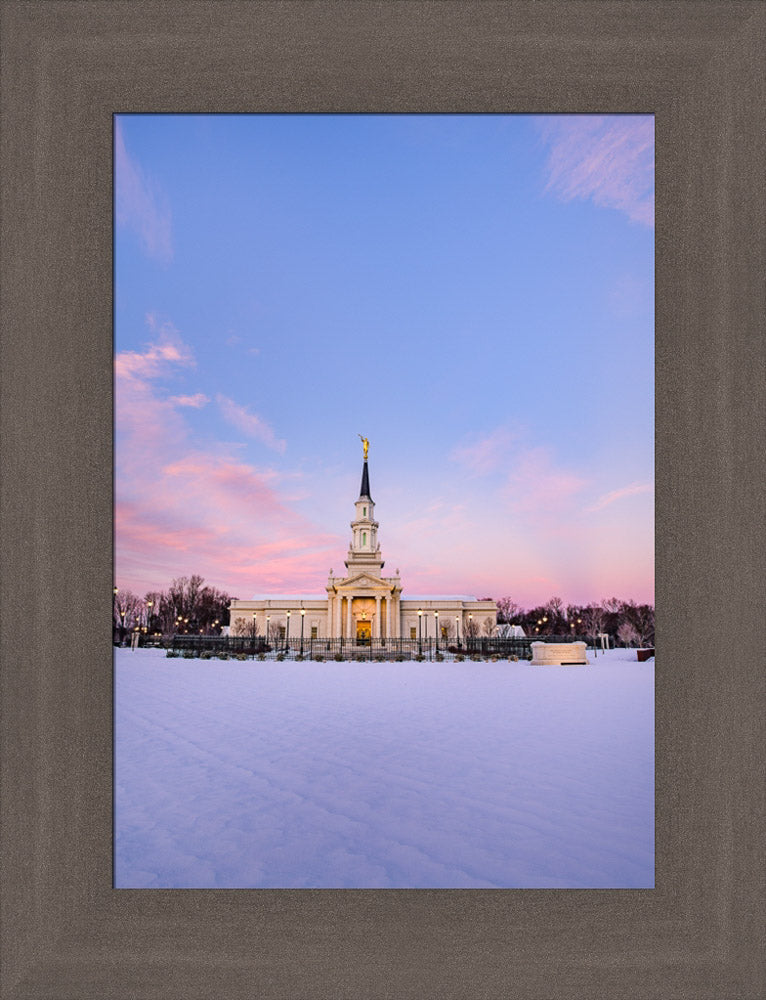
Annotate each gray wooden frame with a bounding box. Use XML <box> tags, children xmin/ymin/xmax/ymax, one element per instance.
<box><xmin>1</xmin><ymin>2</ymin><xmax>764</xmax><ymax>997</ymax></box>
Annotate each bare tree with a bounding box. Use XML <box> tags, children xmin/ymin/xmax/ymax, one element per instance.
<box><xmin>159</xmin><ymin>575</ymin><xmax>234</xmax><ymax>633</ymax></box>
<box><xmin>482</xmin><ymin>617</ymin><xmax>496</xmax><ymax>637</ymax></box>
<box><xmin>582</xmin><ymin>604</ymin><xmax>606</xmax><ymax>644</ymax></box>
<box><xmin>633</xmin><ymin>604</ymin><xmax>655</xmax><ymax>647</ymax></box>
<box><xmin>464</xmin><ymin>617</ymin><xmax>479</xmax><ymax>639</ymax></box>
<box><xmin>495</xmin><ymin>597</ymin><xmax>522</xmax><ymax>623</ymax></box>
<box><xmin>617</xmin><ymin>622</ymin><xmax>639</xmax><ymax>647</ymax></box>
<box><xmin>545</xmin><ymin>596</ymin><xmax>567</xmax><ymax>633</ymax></box>
<box><xmin>114</xmin><ymin>590</ymin><xmax>142</xmax><ymax>642</ymax></box>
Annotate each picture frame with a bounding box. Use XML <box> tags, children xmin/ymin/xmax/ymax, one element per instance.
<box><xmin>1</xmin><ymin>2</ymin><xmax>763</xmax><ymax>997</ymax></box>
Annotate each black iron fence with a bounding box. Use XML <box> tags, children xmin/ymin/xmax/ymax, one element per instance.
<box><xmin>117</xmin><ymin>632</ymin><xmax>594</xmax><ymax>661</ymax></box>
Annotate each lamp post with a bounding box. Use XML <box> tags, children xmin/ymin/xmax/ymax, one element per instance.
<box><xmin>252</xmin><ymin>613</ymin><xmax>257</xmax><ymax>659</ymax></box>
<box><xmin>455</xmin><ymin>615</ymin><xmax>460</xmax><ymax>647</ymax></box>
<box><xmin>146</xmin><ymin>600</ymin><xmax>153</xmax><ymax>635</ymax></box>
<box><xmin>468</xmin><ymin>612</ymin><xmax>473</xmax><ymax>650</ymax></box>
<box><xmin>266</xmin><ymin>615</ymin><xmax>270</xmax><ymax>647</ymax></box>
<box><xmin>418</xmin><ymin>608</ymin><xmax>422</xmax><ymax>654</ymax></box>
<box><xmin>300</xmin><ymin>606</ymin><xmax>305</xmax><ymax>655</ymax></box>
<box><xmin>286</xmin><ymin>610</ymin><xmax>291</xmax><ymax>653</ymax></box>
<box><xmin>434</xmin><ymin>610</ymin><xmax>439</xmax><ymax>653</ymax></box>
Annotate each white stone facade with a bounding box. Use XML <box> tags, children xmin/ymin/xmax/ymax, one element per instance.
<box><xmin>228</xmin><ymin>454</ymin><xmax>497</xmax><ymax>642</ymax></box>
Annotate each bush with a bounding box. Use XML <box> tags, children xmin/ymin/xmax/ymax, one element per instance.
<box><xmin>295</xmin><ymin>654</ymin><xmax>304</xmax><ymax>661</ymax></box>
<box><xmin>434</xmin><ymin>653</ymin><xmax>444</xmax><ymax>662</ymax></box>
<box><xmin>414</xmin><ymin>654</ymin><xmax>425</xmax><ymax>662</ymax></box>
<box><xmin>374</xmin><ymin>655</ymin><xmax>386</xmax><ymax>663</ymax></box>
<box><xmin>334</xmin><ymin>653</ymin><xmax>345</xmax><ymax>661</ymax></box>
<box><xmin>217</xmin><ymin>652</ymin><xmax>229</xmax><ymax>660</ymax></box>
<box><xmin>354</xmin><ymin>654</ymin><xmax>365</xmax><ymax>663</ymax></box>
<box><xmin>395</xmin><ymin>654</ymin><xmax>406</xmax><ymax>662</ymax></box>
<box><xmin>235</xmin><ymin>653</ymin><xmax>247</xmax><ymax>661</ymax></box>
<box><xmin>276</xmin><ymin>653</ymin><xmax>285</xmax><ymax>661</ymax></box>
<box><xmin>470</xmin><ymin>654</ymin><xmax>481</xmax><ymax>662</ymax></box>
<box><xmin>455</xmin><ymin>654</ymin><xmax>464</xmax><ymax>662</ymax></box>
<box><xmin>313</xmin><ymin>654</ymin><xmax>324</xmax><ymax>662</ymax></box>
<box><xmin>200</xmin><ymin>651</ymin><xmax>212</xmax><ymax>660</ymax></box>
<box><xmin>257</xmin><ymin>653</ymin><xmax>266</xmax><ymax>661</ymax></box>
<box><xmin>182</xmin><ymin>650</ymin><xmax>195</xmax><ymax>659</ymax></box>
<box><xmin>166</xmin><ymin>649</ymin><xmax>179</xmax><ymax>658</ymax></box>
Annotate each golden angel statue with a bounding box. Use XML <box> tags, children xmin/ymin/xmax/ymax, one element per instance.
<box><xmin>358</xmin><ymin>434</ymin><xmax>369</xmax><ymax>460</ymax></box>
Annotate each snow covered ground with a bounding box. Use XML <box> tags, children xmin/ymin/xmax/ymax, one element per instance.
<box><xmin>115</xmin><ymin>647</ymin><xmax>654</xmax><ymax>889</ymax></box>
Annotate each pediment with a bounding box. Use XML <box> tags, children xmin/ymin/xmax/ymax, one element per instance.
<box><xmin>332</xmin><ymin>572</ymin><xmax>391</xmax><ymax>592</ymax></box>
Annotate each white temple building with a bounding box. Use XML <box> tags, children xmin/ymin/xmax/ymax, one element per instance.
<box><xmin>228</xmin><ymin>444</ymin><xmax>497</xmax><ymax>644</ymax></box>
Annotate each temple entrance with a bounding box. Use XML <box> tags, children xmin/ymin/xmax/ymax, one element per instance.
<box><xmin>356</xmin><ymin>620</ymin><xmax>371</xmax><ymax>645</ymax></box>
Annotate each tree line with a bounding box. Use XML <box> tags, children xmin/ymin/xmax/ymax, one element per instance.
<box><xmin>113</xmin><ymin>577</ymin><xmax>654</xmax><ymax>648</ymax></box>
<box><xmin>113</xmin><ymin>575</ymin><xmax>235</xmax><ymax>642</ymax></box>
<box><xmin>492</xmin><ymin>595</ymin><xmax>655</xmax><ymax>647</ymax></box>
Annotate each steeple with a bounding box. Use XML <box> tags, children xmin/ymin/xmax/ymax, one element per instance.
<box><xmin>359</xmin><ymin>459</ymin><xmax>372</xmax><ymax>500</ymax></box>
<box><xmin>346</xmin><ymin>440</ymin><xmax>383</xmax><ymax>576</ymax></box>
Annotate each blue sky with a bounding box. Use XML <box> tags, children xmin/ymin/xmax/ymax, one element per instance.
<box><xmin>115</xmin><ymin>113</ymin><xmax>654</xmax><ymax>605</ymax></box>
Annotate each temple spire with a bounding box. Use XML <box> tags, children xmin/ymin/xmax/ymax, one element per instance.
<box><xmin>358</xmin><ymin>434</ymin><xmax>372</xmax><ymax>499</ymax></box>
<box><xmin>346</xmin><ymin>438</ymin><xmax>382</xmax><ymax>575</ymax></box>
<box><xmin>359</xmin><ymin>459</ymin><xmax>372</xmax><ymax>500</ymax></box>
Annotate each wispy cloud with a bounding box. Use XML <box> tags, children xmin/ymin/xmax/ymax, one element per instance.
<box><xmin>216</xmin><ymin>395</ymin><xmax>286</xmax><ymax>453</ymax></box>
<box><xmin>503</xmin><ymin>448</ymin><xmax>587</xmax><ymax>514</ymax></box>
<box><xmin>449</xmin><ymin>427</ymin><xmax>517</xmax><ymax>476</ymax></box>
<box><xmin>115</xmin><ymin>323</ymin><xmax>337</xmax><ymax>596</ymax></box>
<box><xmin>115</xmin><ymin>119</ymin><xmax>173</xmax><ymax>262</ymax></box>
<box><xmin>586</xmin><ymin>482</ymin><xmax>653</xmax><ymax>513</ymax></box>
<box><xmin>168</xmin><ymin>393</ymin><xmax>209</xmax><ymax>408</ymax></box>
<box><xmin>538</xmin><ymin>115</ymin><xmax>654</xmax><ymax>227</ymax></box>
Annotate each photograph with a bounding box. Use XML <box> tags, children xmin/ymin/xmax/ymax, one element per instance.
<box><xmin>114</xmin><ymin>112</ymin><xmax>655</xmax><ymax>889</ymax></box>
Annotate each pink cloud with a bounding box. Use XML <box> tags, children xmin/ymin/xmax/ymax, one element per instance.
<box><xmin>115</xmin><ymin>120</ymin><xmax>173</xmax><ymax>262</ymax></box>
<box><xmin>169</xmin><ymin>393</ymin><xmax>209</xmax><ymax>408</ymax></box>
<box><xmin>538</xmin><ymin>115</ymin><xmax>654</xmax><ymax>227</ymax></box>
<box><xmin>216</xmin><ymin>395</ymin><xmax>286</xmax><ymax>453</ymax></box>
<box><xmin>449</xmin><ymin>427</ymin><xmax>517</xmax><ymax>476</ymax></box>
<box><xmin>585</xmin><ymin>482</ymin><xmax>653</xmax><ymax>513</ymax></box>
<box><xmin>503</xmin><ymin>448</ymin><xmax>587</xmax><ymax>514</ymax></box>
<box><xmin>115</xmin><ymin>328</ymin><xmax>339</xmax><ymax>597</ymax></box>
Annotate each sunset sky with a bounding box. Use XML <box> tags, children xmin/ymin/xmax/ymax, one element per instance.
<box><xmin>115</xmin><ymin>114</ymin><xmax>654</xmax><ymax>608</ymax></box>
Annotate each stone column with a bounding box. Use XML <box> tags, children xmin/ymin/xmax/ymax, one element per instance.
<box><xmin>346</xmin><ymin>595</ymin><xmax>353</xmax><ymax>639</ymax></box>
<box><xmin>375</xmin><ymin>595</ymin><xmax>381</xmax><ymax>638</ymax></box>
<box><xmin>392</xmin><ymin>595</ymin><xmax>397</xmax><ymax>639</ymax></box>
